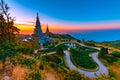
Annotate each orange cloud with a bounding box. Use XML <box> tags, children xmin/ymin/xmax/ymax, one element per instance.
<box><xmin>14</xmin><ymin>20</ymin><xmax>120</xmax><ymax>34</ymax></box>
<box><xmin>14</xmin><ymin>21</ymin><xmax>51</xmax><ymax>34</ymax></box>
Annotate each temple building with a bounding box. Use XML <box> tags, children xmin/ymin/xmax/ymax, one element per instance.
<box><xmin>32</xmin><ymin>13</ymin><xmax>52</xmax><ymax>45</ymax></box>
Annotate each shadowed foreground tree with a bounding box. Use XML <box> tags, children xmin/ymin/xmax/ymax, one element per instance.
<box><xmin>64</xmin><ymin>70</ymin><xmax>83</xmax><ymax>80</ymax></box>
<box><xmin>56</xmin><ymin>47</ymin><xmax>64</xmax><ymax>57</ymax></box>
<box><xmin>0</xmin><ymin>0</ymin><xmax>20</xmax><ymax>43</ymax></box>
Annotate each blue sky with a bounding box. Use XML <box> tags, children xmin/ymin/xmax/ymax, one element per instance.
<box><xmin>4</xmin><ymin>0</ymin><xmax>120</xmax><ymax>34</ymax></box>
<box><xmin>7</xmin><ymin>0</ymin><xmax>120</xmax><ymax>22</ymax></box>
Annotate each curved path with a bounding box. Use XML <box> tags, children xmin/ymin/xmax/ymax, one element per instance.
<box><xmin>64</xmin><ymin>50</ymin><xmax>108</xmax><ymax>78</ymax></box>
<box><xmin>44</xmin><ymin>42</ymin><xmax>108</xmax><ymax>78</ymax></box>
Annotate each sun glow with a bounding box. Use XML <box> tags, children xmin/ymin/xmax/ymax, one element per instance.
<box><xmin>14</xmin><ymin>20</ymin><xmax>120</xmax><ymax>34</ymax></box>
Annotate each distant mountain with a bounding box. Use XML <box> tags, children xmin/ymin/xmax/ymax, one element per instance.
<box><xmin>47</xmin><ymin>32</ymin><xmax>77</xmax><ymax>40</ymax></box>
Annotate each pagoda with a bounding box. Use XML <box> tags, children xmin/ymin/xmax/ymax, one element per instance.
<box><xmin>32</xmin><ymin>13</ymin><xmax>52</xmax><ymax>45</ymax></box>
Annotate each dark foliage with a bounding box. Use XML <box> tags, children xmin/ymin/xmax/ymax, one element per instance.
<box><xmin>98</xmin><ymin>47</ymin><xmax>108</xmax><ymax>58</ymax></box>
<box><xmin>57</xmin><ymin>44</ymin><xmax>68</xmax><ymax>50</ymax></box>
<box><xmin>21</xmin><ymin>58</ymin><xmax>36</xmax><ymax>67</ymax></box>
<box><xmin>15</xmin><ymin>43</ymin><xmax>34</xmax><ymax>54</ymax></box>
<box><xmin>39</xmin><ymin>65</ymin><xmax>44</xmax><ymax>70</ymax></box>
<box><xmin>0</xmin><ymin>0</ymin><xmax>20</xmax><ymax>43</ymax></box>
<box><xmin>104</xmin><ymin>55</ymin><xmax>118</xmax><ymax>63</ymax></box>
<box><xmin>42</xmin><ymin>55</ymin><xmax>61</xmax><ymax>64</ymax></box>
<box><xmin>112</xmin><ymin>51</ymin><xmax>120</xmax><ymax>58</ymax></box>
<box><xmin>64</xmin><ymin>70</ymin><xmax>83</xmax><ymax>80</ymax></box>
<box><xmin>30</xmin><ymin>70</ymin><xmax>41</xmax><ymax>80</ymax></box>
<box><xmin>99</xmin><ymin>47</ymin><xmax>118</xmax><ymax>63</ymax></box>
<box><xmin>56</xmin><ymin>46</ymin><xmax>64</xmax><ymax>57</ymax></box>
<box><xmin>0</xmin><ymin>42</ymin><xmax>18</xmax><ymax>62</ymax></box>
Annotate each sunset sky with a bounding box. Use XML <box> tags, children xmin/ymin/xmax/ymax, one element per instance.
<box><xmin>6</xmin><ymin>0</ymin><xmax>120</xmax><ymax>34</ymax></box>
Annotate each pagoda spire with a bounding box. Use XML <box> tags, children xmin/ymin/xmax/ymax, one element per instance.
<box><xmin>45</xmin><ymin>24</ymin><xmax>50</xmax><ymax>36</ymax></box>
<box><xmin>46</xmin><ymin>24</ymin><xmax>49</xmax><ymax>32</ymax></box>
<box><xmin>34</xmin><ymin>12</ymin><xmax>43</xmax><ymax>36</ymax></box>
<box><xmin>36</xmin><ymin>12</ymin><xmax>39</xmax><ymax>20</ymax></box>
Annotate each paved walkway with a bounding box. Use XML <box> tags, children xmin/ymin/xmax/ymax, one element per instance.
<box><xmin>41</xmin><ymin>43</ymin><xmax>108</xmax><ymax>78</ymax></box>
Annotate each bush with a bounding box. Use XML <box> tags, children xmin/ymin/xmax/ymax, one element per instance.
<box><xmin>99</xmin><ymin>47</ymin><xmax>118</xmax><ymax>63</ymax></box>
<box><xmin>0</xmin><ymin>42</ymin><xmax>18</xmax><ymax>61</ymax></box>
<box><xmin>15</xmin><ymin>43</ymin><xmax>33</xmax><ymax>54</ymax></box>
<box><xmin>30</xmin><ymin>70</ymin><xmax>41</xmax><ymax>80</ymax></box>
<box><xmin>78</xmin><ymin>46</ymin><xmax>86</xmax><ymax>51</ymax></box>
<box><xmin>112</xmin><ymin>51</ymin><xmax>120</xmax><ymax>58</ymax></box>
<box><xmin>64</xmin><ymin>70</ymin><xmax>83</xmax><ymax>80</ymax></box>
<box><xmin>56</xmin><ymin>47</ymin><xmax>64</xmax><ymax>57</ymax></box>
<box><xmin>50</xmin><ymin>62</ymin><xmax>56</xmax><ymax>69</ymax></box>
<box><xmin>21</xmin><ymin>58</ymin><xmax>36</xmax><ymax>68</ymax></box>
<box><xmin>99</xmin><ymin>47</ymin><xmax>108</xmax><ymax>58</ymax></box>
<box><xmin>104</xmin><ymin>55</ymin><xmax>118</xmax><ymax>63</ymax></box>
<box><xmin>57</xmin><ymin>44</ymin><xmax>68</xmax><ymax>50</ymax></box>
<box><xmin>42</xmin><ymin>55</ymin><xmax>61</xmax><ymax>64</ymax></box>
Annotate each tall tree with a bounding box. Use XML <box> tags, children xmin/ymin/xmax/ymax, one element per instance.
<box><xmin>98</xmin><ymin>47</ymin><xmax>108</xmax><ymax>58</ymax></box>
<box><xmin>0</xmin><ymin>0</ymin><xmax>20</xmax><ymax>43</ymax></box>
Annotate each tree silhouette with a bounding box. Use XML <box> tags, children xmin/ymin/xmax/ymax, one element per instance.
<box><xmin>0</xmin><ymin>0</ymin><xmax>20</xmax><ymax>43</ymax></box>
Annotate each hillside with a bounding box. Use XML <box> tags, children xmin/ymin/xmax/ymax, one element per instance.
<box><xmin>46</xmin><ymin>32</ymin><xmax>77</xmax><ymax>40</ymax></box>
<box><xmin>103</xmin><ymin>40</ymin><xmax>120</xmax><ymax>48</ymax></box>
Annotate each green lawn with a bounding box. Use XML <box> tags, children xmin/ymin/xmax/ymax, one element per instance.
<box><xmin>70</xmin><ymin>48</ymin><xmax>98</xmax><ymax>70</ymax></box>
